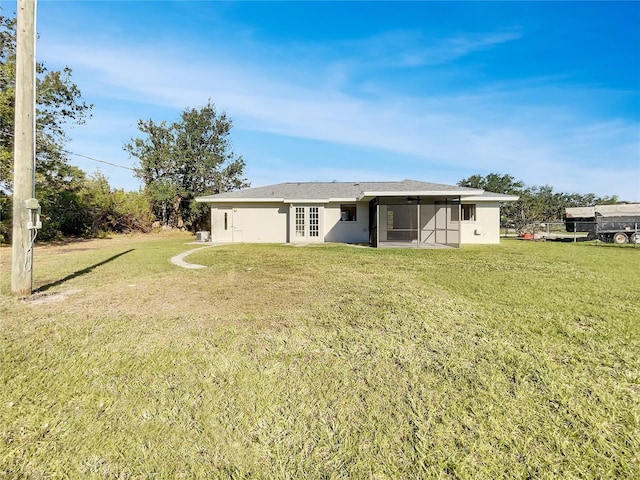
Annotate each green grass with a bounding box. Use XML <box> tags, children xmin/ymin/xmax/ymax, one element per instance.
<box><xmin>1</xmin><ymin>234</ymin><xmax>638</xmax><ymax>479</ymax></box>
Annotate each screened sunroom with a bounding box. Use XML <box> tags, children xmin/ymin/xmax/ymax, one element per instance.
<box><xmin>369</xmin><ymin>196</ymin><xmax>461</xmax><ymax>248</ymax></box>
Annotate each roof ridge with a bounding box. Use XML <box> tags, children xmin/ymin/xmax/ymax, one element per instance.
<box><xmin>281</xmin><ymin>180</ymin><xmax>402</xmax><ymax>184</ymax></box>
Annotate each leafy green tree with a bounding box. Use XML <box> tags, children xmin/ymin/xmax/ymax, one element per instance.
<box><xmin>0</xmin><ymin>14</ymin><xmax>16</xmax><ymax>186</ymax></box>
<box><xmin>458</xmin><ymin>173</ymin><xmax>526</xmax><ymax>226</ymax></box>
<box><xmin>80</xmin><ymin>173</ymin><xmax>154</xmax><ymax>235</ymax></box>
<box><xmin>457</xmin><ymin>173</ymin><xmax>524</xmax><ymax>195</ymax></box>
<box><xmin>1</xmin><ymin>12</ymin><xmax>92</xmax><ymax>240</ymax></box>
<box><xmin>124</xmin><ymin>119</ymin><xmax>175</xmax><ymax>226</ymax></box>
<box><xmin>0</xmin><ymin>190</ymin><xmax>9</xmax><ymax>242</ymax></box>
<box><xmin>1</xmin><ymin>14</ymin><xmax>92</xmax><ymax>192</ymax></box>
<box><xmin>35</xmin><ymin>163</ymin><xmax>91</xmax><ymax>239</ymax></box>
<box><xmin>125</xmin><ymin>101</ymin><xmax>248</xmax><ymax>230</ymax></box>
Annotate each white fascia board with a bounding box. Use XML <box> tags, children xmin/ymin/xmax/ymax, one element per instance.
<box><xmin>461</xmin><ymin>195</ymin><xmax>519</xmax><ymax>202</ymax></box>
<box><xmin>195</xmin><ymin>197</ymin><xmax>285</xmax><ymax>203</ymax></box>
<box><xmin>328</xmin><ymin>197</ymin><xmax>360</xmax><ymax>202</ymax></box>
<box><xmin>357</xmin><ymin>190</ymin><xmax>483</xmax><ymax>200</ymax></box>
<box><xmin>284</xmin><ymin>199</ymin><xmax>329</xmax><ymax>204</ymax></box>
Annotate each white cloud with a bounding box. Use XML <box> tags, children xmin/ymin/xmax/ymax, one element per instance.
<box><xmin>333</xmin><ymin>28</ymin><xmax>523</xmax><ymax>69</ymax></box>
<box><xmin>38</xmin><ymin>33</ymin><xmax>640</xmax><ymax>201</ymax></box>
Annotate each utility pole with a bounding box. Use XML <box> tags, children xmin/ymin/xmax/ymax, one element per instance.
<box><xmin>11</xmin><ymin>0</ymin><xmax>37</xmax><ymax>297</ymax></box>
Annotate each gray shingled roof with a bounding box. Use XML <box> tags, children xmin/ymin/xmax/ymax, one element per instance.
<box><xmin>196</xmin><ymin>179</ymin><xmax>485</xmax><ymax>202</ymax></box>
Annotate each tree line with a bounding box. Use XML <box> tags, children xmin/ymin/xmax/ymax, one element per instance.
<box><xmin>457</xmin><ymin>173</ymin><xmax>621</xmax><ymax>230</ymax></box>
<box><xmin>0</xmin><ymin>12</ymin><xmax>247</xmax><ymax>243</ymax></box>
<box><xmin>1</xmin><ymin>13</ymin><xmax>154</xmax><ymax>242</ymax></box>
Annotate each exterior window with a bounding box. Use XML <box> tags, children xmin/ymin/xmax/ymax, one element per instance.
<box><xmin>295</xmin><ymin>207</ymin><xmax>305</xmax><ymax>237</ymax></box>
<box><xmin>309</xmin><ymin>207</ymin><xmax>319</xmax><ymax>237</ymax></box>
<box><xmin>340</xmin><ymin>204</ymin><xmax>357</xmax><ymax>221</ymax></box>
<box><xmin>224</xmin><ymin>212</ymin><xmax>228</xmax><ymax>230</ymax></box>
<box><xmin>461</xmin><ymin>204</ymin><xmax>476</xmax><ymax>221</ymax></box>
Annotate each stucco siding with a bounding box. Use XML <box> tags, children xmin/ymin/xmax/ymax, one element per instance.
<box><xmin>210</xmin><ymin>203</ymin><xmax>288</xmax><ymax>243</ymax></box>
<box><xmin>460</xmin><ymin>202</ymin><xmax>501</xmax><ymax>244</ymax></box>
<box><xmin>323</xmin><ymin>202</ymin><xmax>370</xmax><ymax>244</ymax></box>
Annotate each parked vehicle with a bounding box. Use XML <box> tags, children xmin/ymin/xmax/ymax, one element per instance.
<box><xmin>565</xmin><ymin>204</ymin><xmax>640</xmax><ymax>244</ymax></box>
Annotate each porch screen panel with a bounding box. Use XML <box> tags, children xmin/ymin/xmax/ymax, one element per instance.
<box><xmin>434</xmin><ymin>202</ymin><xmax>447</xmax><ymax>245</ymax></box>
<box><xmin>447</xmin><ymin>199</ymin><xmax>461</xmax><ymax>247</ymax></box>
<box><xmin>386</xmin><ymin>204</ymin><xmax>418</xmax><ymax>242</ymax></box>
<box><xmin>420</xmin><ymin>203</ymin><xmax>436</xmax><ymax>244</ymax></box>
<box><xmin>435</xmin><ymin>200</ymin><xmax>460</xmax><ymax>247</ymax></box>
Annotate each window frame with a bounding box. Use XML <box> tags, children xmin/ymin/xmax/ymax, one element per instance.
<box><xmin>340</xmin><ymin>204</ymin><xmax>357</xmax><ymax>222</ymax></box>
<box><xmin>461</xmin><ymin>204</ymin><xmax>476</xmax><ymax>222</ymax></box>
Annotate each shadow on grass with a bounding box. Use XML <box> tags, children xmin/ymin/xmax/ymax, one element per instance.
<box><xmin>35</xmin><ymin>249</ymin><xmax>135</xmax><ymax>293</ymax></box>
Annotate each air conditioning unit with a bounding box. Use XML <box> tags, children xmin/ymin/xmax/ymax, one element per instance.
<box><xmin>196</xmin><ymin>231</ymin><xmax>210</xmax><ymax>242</ymax></box>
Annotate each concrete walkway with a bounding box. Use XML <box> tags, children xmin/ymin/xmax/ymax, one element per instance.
<box><xmin>170</xmin><ymin>244</ymin><xmax>217</xmax><ymax>269</ymax></box>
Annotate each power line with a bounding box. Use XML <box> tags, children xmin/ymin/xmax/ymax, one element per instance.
<box><xmin>2</xmin><ymin>129</ymin><xmax>136</xmax><ymax>171</ymax></box>
<box><xmin>63</xmin><ymin>150</ymin><xmax>136</xmax><ymax>171</ymax></box>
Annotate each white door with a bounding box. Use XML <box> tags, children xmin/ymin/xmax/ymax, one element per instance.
<box><xmin>218</xmin><ymin>207</ymin><xmax>233</xmax><ymax>242</ymax></box>
<box><xmin>294</xmin><ymin>206</ymin><xmax>321</xmax><ymax>242</ymax></box>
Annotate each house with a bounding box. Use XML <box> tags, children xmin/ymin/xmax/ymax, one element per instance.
<box><xmin>195</xmin><ymin>180</ymin><xmax>519</xmax><ymax>248</ymax></box>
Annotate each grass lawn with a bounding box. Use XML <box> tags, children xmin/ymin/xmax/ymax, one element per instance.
<box><xmin>1</xmin><ymin>234</ymin><xmax>638</xmax><ymax>479</ymax></box>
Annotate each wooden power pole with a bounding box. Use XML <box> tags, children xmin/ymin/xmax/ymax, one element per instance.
<box><xmin>11</xmin><ymin>0</ymin><xmax>37</xmax><ymax>297</ymax></box>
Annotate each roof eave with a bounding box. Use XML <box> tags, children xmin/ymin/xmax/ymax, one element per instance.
<box><xmin>195</xmin><ymin>197</ymin><xmax>285</xmax><ymax>203</ymax></box>
<box><xmin>357</xmin><ymin>190</ymin><xmax>483</xmax><ymax>201</ymax></box>
<box><xmin>284</xmin><ymin>198</ymin><xmax>329</xmax><ymax>204</ymax></box>
<box><xmin>328</xmin><ymin>197</ymin><xmax>360</xmax><ymax>203</ymax></box>
<box><xmin>461</xmin><ymin>195</ymin><xmax>520</xmax><ymax>202</ymax></box>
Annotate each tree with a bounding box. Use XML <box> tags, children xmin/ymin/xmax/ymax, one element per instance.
<box><xmin>1</xmin><ymin>13</ymin><xmax>92</xmax><ymax>193</ymax></box>
<box><xmin>458</xmin><ymin>172</ymin><xmax>525</xmax><ymax>227</ymax></box>
<box><xmin>35</xmin><ymin>163</ymin><xmax>92</xmax><ymax>239</ymax></box>
<box><xmin>125</xmin><ymin>101</ymin><xmax>249</xmax><ymax>230</ymax></box>
<box><xmin>457</xmin><ymin>173</ymin><xmax>524</xmax><ymax>195</ymax></box>
<box><xmin>80</xmin><ymin>173</ymin><xmax>154</xmax><ymax>236</ymax></box>
<box><xmin>0</xmin><ymin>12</ymin><xmax>92</xmax><ymax>240</ymax></box>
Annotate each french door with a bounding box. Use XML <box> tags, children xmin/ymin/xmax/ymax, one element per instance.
<box><xmin>294</xmin><ymin>206</ymin><xmax>321</xmax><ymax>241</ymax></box>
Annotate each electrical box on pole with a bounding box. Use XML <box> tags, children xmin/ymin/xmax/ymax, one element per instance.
<box><xmin>11</xmin><ymin>0</ymin><xmax>37</xmax><ymax>297</ymax></box>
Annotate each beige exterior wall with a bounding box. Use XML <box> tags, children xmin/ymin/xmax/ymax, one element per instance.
<box><xmin>323</xmin><ymin>202</ymin><xmax>370</xmax><ymax>244</ymax></box>
<box><xmin>208</xmin><ymin>200</ymin><xmax>503</xmax><ymax>245</ymax></box>
<box><xmin>209</xmin><ymin>203</ymin><xmax>288</xmax><ymax>243</ymax></box>
<box><xmin>460</xmin><ymin>201</ymin><xmax>501</xmax><ymax>244</ymax></box>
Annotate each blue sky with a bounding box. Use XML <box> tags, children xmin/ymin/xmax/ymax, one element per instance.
<box><xmin>5</xmin><ymin>1</ymin><xmax>640</xmax><ymax>200</ymax></box>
